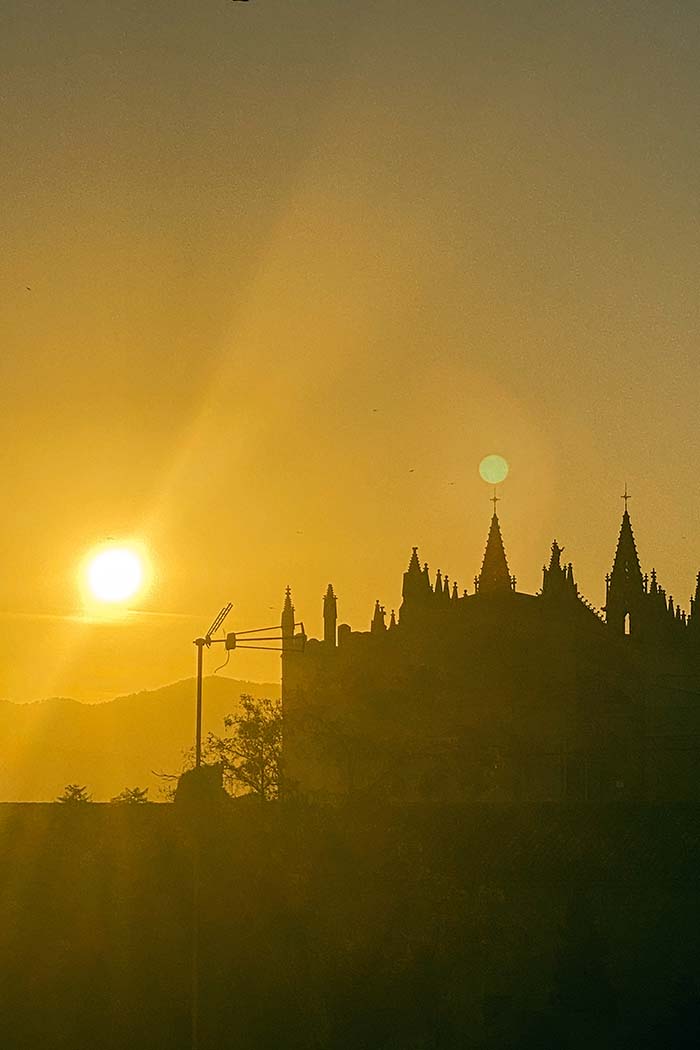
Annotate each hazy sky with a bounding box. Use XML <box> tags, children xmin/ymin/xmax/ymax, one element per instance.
<box><xmin>2</xmin><ymin>0</ymin><xmax>699</xmax><ymax>701</ymax></box>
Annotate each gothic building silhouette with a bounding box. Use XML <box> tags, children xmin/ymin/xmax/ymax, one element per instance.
<box><xmin>281</xmin><ymin>500</ymin><xmax>700</xmax><ymax>803</ymax></box>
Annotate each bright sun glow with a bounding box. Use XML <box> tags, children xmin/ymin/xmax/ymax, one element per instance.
<box><xmin>479</xmin><ymin>454</ymin><xmax>509</xmax><ymax>485</ymax></box>
<box><xmin>85</xmin><ymin>547</ymin><xmax>145</xmax><ymax>604</ymax></box>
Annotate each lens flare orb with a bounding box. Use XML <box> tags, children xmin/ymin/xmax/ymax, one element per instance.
<box><xmin>478</xmin><ymin>454</ymin><xmax>509</xmax><ymax>485</ymax></box>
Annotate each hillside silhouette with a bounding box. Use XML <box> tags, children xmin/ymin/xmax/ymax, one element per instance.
<box><xmin>0</xmin><ymin>676</ymin><xmax>278</xmax><ymax>802</ymax></box>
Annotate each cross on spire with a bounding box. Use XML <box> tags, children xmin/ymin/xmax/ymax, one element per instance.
<box><xmin>491</xmin><ymin>487</ymin><xmax>500</xmax><ymax>513</ymax></box>
<box><xmin>621</xmin><ymin>482</ymin><xmax>631</xmax><ymax>512</ymax></box>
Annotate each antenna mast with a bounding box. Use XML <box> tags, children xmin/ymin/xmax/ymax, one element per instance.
<box><xmin>193</xmin><ymin>603</ymin><xmax>232</xmax><ymax>768</ymax></box>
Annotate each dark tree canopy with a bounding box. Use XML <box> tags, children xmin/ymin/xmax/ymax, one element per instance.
<box><xmin>204</xmin><ymin>694</ymin><xmax>282</xmax><ymax>801</ymax></box>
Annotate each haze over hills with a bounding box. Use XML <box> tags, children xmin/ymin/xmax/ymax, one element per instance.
<box><xmin>0</xmin><ymin>677</ymin><xmax>279</xmax><ymax>802</ymax></box>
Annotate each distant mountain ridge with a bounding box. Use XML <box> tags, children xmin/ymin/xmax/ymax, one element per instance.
<box><xmin>0</xmin><ymin>676</ymin><xmax>279</xmax><ymax>802</ymax></box>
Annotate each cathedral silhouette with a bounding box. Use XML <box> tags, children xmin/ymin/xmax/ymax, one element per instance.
<box><xmin>281</xmin><ymin>497</ymin><xmax>700</xmax><ymax>803</ymax></box>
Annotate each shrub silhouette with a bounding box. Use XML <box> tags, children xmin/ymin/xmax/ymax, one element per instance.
<box><xmin>110</xmin><ymin>786</ymin><xmax>150</xmax><ymax>804</ymax></box>
<box><xmin>56</xmin><ymin>784</ymin><xmax>92</xmax><ymax>803</ymax></box>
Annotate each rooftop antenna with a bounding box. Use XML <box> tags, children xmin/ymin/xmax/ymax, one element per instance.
<box><xmin>192</xmin><ymin>604</ymin><xmax>305</xmax><ymax>767</ymax></box>
<box><xmin>193</xmin><ymin>603</ymin><xmax>232</xmax><ymax>768</ymax></box>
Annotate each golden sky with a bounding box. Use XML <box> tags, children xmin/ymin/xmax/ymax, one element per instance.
<box><xmin>2</xmin><ymin>1</ymin><xmax>699</xmax><ymax>701</ymax></box>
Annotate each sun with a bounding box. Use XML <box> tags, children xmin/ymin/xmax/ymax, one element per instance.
<box><xmin>479</xmin><ymin>454</ymin><xmax>509</xmax><ymax>485</ymax></box>
<box><xmin>83</xmin><ymin>545</ymin><xmax>147</xmax><ymax>605</ymax></box>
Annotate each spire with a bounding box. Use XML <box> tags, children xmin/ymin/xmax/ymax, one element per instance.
<box><xmin>689</xmin><ymin>573</ymin><xmax>700</xmax><ymax>635</ymax></box>
<box><xmin>605</xmin><ymin>502</ymin><xmax>645</xmax><ymax>635</ymax></box>
<box><xmin>549</xmin><ymin>540</ymin><xmax>563</xmax><ymax>571</ymax></box>
<box><xmin>452</xmin><ymin>581</ymin><xmax>459</xmax><ymax>602</ymax></box>
<box><xmin>542</xmin><ymin>540</ymin><xmax>578</xmax><ymax>599</ymax></box>
<box><xmin>371</xmin><ymin>600</ymin><xmax>386</xmax><ymax>634</ymax></box>
<box><xmin>477</xmin><ymin>510</ymin><xmax>513</xmax><ymax>595</ymax></box>
<box><xmin>401</xmin><ymin>547</ymin><xmax>431</xmax><ymax>609</ymax></box>
<box><xmin>388</xmin><ymin>608</ymin><xmax>397</xmax><ymax>630</ymax></box>
<box><xmin>282</xmin><ymin>585</ymin><xmax>294</xmax><ymax>619</ymax></box>
<box><xmin>434</xmin><ymin>569</ymin><xmax>443</xmax><ymax>598</ymax></box>
<box><xmin>281</xmin><ymin>585</ymin><xmax>295</xmax><ymax>649</ymax></box>
<box><xmin>323</xmin><ymin>583</ymin><xmax>337</xmax><ymax>647</ymax></box>
<box><xmin>610</xmin><ymin>509</ymin><xmax>644</xmax><ymax>590</ymax></box>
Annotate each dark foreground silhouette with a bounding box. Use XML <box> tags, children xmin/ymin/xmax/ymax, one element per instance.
<box><xmin>0</xmin><ymin>800</ymin><xmax>699</xmax><ymax>1049</ymax></box>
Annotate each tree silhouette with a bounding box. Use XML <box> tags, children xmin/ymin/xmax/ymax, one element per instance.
<box><xmin>56</xmin><ymin>783</ymin><xmax>92</xmax><ymax>803</ymax></box>
<box><xmin>204</xmin><ymin>694</ymin><xmax>282</xmax><ymax>800</ymax></box>
<box><xmin>110</xmin><ymin>786</ymin><xmax>150</xmax><ymax>804</ymax></box>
